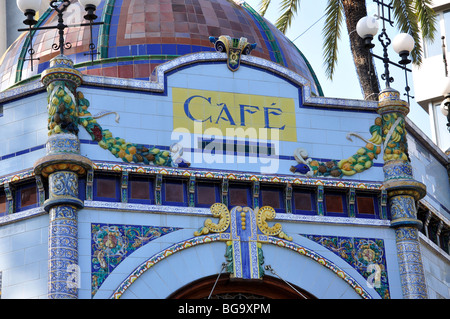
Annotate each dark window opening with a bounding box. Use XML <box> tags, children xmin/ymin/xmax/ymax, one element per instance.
<box><xmin>324</xmin><ymin>192</ymin><xmax>347</xmax><ymax>216</ymax></box>
<box><xmin>128</xmin><ymin>176</ymin><xmax>155</xmax><ymax>204</ymax></box>
<box><xmin>0</xmin><ymin>190</ymin><xmax>6</xmax><ymax>216</ymax></box>
<box><xmin>21</xmin><ymin>185</ymin><xmax>37</xmax><ymax>207</ymax></box>
<box><xmin>163</xmin><ymin>180</ymin><xmax>187</xmax><ymax>206</ymax></box>
<box><xmin>15</xmin><ymin>182</ymin><xmax>38</xmax><ymax>212</ymax></box>
<box><xmin>229</xmin><ymin>184</ymin><xmax>251</xmax><ymax>208</ymax></box>
<box><xmin>356</xmin><ymin>196</ymin><xmax>376</xmax><ymax>216</ymax></box>
<box><xmin>260</xmin><ymin>187</ymin><xmax>284</xmax><ymax>213</ymax></box>
<box><xmin>131</xmin><ymin>180</ymin><xmax>150</xmax><ymax>199</ymax></box>
<box><xmin>94</xmin><ymin>174</ymin><xmax>120</xmax><ymax>202</ymax></box>
<box><xmin>196</xmin><ymin>182</ymin><xmax>219</xmax><ymax>207</ymax></box>
<box><xmin>292</xmin><ymin>188</ymin><xmax>315</xmax><ymax>215</ymax></box>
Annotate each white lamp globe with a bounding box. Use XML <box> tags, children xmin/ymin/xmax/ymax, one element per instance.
<box><xmin>441</xmin><ymin>99</ymin><xmax>449</xmax><ymax>117</ymax></box>
<box><xmin>78</xmin><ymin>0</ymin><xmax>102</xmax><ymax>7</ymax></box>
<box><xmin>356</xmin><ymin>16</ymin><xmax>379</xmax><ymax>38</ymax></box>
<box><xmin>441</xmin><ymin>76</ymin><xmax>450</xmax><ymax>97</ymax></box>
<box><xmin>17</xmin><ymin>0</ymin><xmax>42</xmax><ymax>13</ymax></box>
<box><xmin>392</xmin><ymin>33</ymin><xmax>415</xmax><ymax>54</ymax></box>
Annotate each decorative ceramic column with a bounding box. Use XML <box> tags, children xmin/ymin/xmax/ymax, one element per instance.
<box><xmin>34</xmin><ymin>55</ymin><xmax>92</xmax><ymax>299</ymax></box>
<box><xmin>378</xmin><ymin>88</ymin><xmax>428</xmax><ymax>299</ymax></box>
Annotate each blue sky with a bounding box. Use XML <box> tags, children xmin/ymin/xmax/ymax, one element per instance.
<box><xmin>245</xmin><ymin>0</ymin><xmax>432</xmax><ymax>138</ymax></box>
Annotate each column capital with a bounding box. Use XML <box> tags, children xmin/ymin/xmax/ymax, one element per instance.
<box><xmin>377</xmin><ymin>88</ymin><xmax>409</xmax><ymax>117</ymax></box>
<box><xmin>41</xmin><ymin>55</ymin><xmax>83</xmax><ymax>89</ymax></box>
<box><xmin>383</xmin><ymin>160</ymin><xmax>426</xmax><ymax>201</ymax></box>
<box><xmin>33</xmin><ymin>134</ymin><xmax>93</xmax><ymax>178</ymax></box>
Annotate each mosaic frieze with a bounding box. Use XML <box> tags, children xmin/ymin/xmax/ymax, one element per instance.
<box><xmin>90</xmin><ymin>161</ymin><xmax>383</xmax><ymax>190</ymax></box>
<box><xmin>302</xmin><ymin>234</ymin><xmax>390</xmax><ymax>299</ymax></box>
<box><xmin>91</xmin><ymin>223</ymin><xmax>181</xmax><ymax>297</ymax></box>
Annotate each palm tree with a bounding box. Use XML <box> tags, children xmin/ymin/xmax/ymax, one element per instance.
<box><xmin>259</xmin><ymin>0</ymin><xmax>436</xmax><ymax>101</ymax></box>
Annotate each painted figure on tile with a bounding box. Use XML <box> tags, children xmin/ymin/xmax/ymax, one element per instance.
<box><xmin>304</xmin><ymin>234</ymin><xmax>390</xmax><ymax>299</ymax></box>
<box><xmin>290</xmin><ymin>117</ymin><xmax>382</xmax><ymax>178</ymax></box>
<box><xmin>91</xmin><ymin>223</ymin><xmax>180</xmax><ymax>297</ymax></box>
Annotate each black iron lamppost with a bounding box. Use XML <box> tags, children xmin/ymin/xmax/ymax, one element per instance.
<box><xmin>357</xmin><ymin>1</ymin><xmax>430</xmax><ymax>300</ymax></box>
<box><xmin>356</xmin><ymin>0</ymin><xmax>415</xmax><ymax>104</ymax></box>
<box><xmin>16</xmin><ymin>0</ymin><xmax>103</xmax><ymax>70</ymax></box>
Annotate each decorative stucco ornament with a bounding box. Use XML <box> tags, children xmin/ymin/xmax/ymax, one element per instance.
<box><xmin>194</xmin><ymin>203</ymin><xmax>291</xmax><ymax>280</ymax></box>
<box><xmin>209</xmin><ymin>35</ymin><xmax>256</xmax><ymax>71</ymax></box>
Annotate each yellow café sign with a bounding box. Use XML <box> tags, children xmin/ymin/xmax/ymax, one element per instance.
<box><xmin>172</xmin><ymin>88</ymin><xmax>297</xmax><ymax>142</ymax></box>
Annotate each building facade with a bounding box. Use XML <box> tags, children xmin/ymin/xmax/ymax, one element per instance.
<box><xmin>412</xmin><ymin>0</ymin><xmax>450</xmax><ymax>153</ymax></box>
<box><xmin>0</xmin><ymin>0</ymin><xmax>449</xmax><ymax>299</ymax></box>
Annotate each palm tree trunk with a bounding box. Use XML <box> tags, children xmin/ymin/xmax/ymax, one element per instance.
<box><xmin>342</xmin><ymin>0</ymin><xmax>380</xmax><ymax>101</ymax></box>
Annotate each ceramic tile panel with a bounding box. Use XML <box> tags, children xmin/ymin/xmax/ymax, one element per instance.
<box><xmin>91</xmin><ymin>222</ymin><xmax>180</xmax><ymax>296</ymax></box>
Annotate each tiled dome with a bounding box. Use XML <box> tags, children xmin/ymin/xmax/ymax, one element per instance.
<box><xmin>0</xmin><ymin>0</ymin><xmax>323</xmax><ymax>95</ymax></box>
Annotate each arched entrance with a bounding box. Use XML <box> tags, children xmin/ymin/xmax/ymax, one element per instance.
<box><xmin>168</xmin><ymin>274</ymin><xmax>316</xmax><ymax>299</ymax></box>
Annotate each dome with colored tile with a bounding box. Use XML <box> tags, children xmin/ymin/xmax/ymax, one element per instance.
<box><xmin>0</xmin><ymin>0</ymin><xmax>323</xmax><ymax>95</ymax></box>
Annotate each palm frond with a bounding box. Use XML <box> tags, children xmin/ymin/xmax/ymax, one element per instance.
<box><xmin>258</xmin><ymin>0</ymin><xmax>272</xmax><ymax>17</ymax></box>
<box><xmin>392</xmin><ymin>0</ymin><xmax>422</xmax><ymax>64</ymax></box>
<box><xmin>322</xmin><ymin>0</ymin><xmax>343</xmax><ymax>80</ymax></box>
<box><xmin>413</xmin><ymin>0</ymin><xmax>437</xmax><ymax>42</ymax></box>
<box><xmin>275</xmin><ymin>0</ymin><xmax>301</xmax><ymax>34</ymax></box>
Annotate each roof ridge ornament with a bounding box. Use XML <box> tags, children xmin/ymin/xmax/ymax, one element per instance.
<box><xmin>209</xmin><ymin>35</ymin><xmax>257</xmax><ymax>72</ymax></box>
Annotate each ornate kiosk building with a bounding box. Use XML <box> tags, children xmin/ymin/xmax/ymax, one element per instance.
<box><xmin>0</xmin><ymin>0</ymin><xmax>449</xmax><ymax>299</ymax></box>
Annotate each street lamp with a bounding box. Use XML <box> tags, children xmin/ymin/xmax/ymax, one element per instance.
<box><xmin>79</xmin><ymin>0</ymin><xmax>102</xmax><ymax>20</ymax></box>
<box><xmin>392</xmin><ymin>33</ymin><xmax>415</xmax><ymax>65</ymax></box>
<box><xmin>16</xmin><ymin>0</ymin><xmax>42</xmax><ymax>26</ymax></box>
<box><xmin>356</xmin><ymin>15</ymin><xmax>379</xmax><ymax>49</ymax></box>
<box><xmin>16</xmin><ymin>0</ymin><xmax>104</xmax><ymax>70</ymax></box>
<box><xmin>356</xmin><ymin>0</ymin><xmax>415</xmax><ymax>103</ymax></box>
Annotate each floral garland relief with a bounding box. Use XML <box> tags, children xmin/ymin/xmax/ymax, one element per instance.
<box><xmin>290</xmin><ymin>117</ymin><xmax>388</xmax><ymax>178</ymax></box>
<box><xmin>45</xmin><ymin>81</ymin><xmax>193</xmax><ymax>167</ymax></box>
<box><xmin>76</xmin><ymin>92</ymin><xmax>175</xmax><ymax>166</ymax></box>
